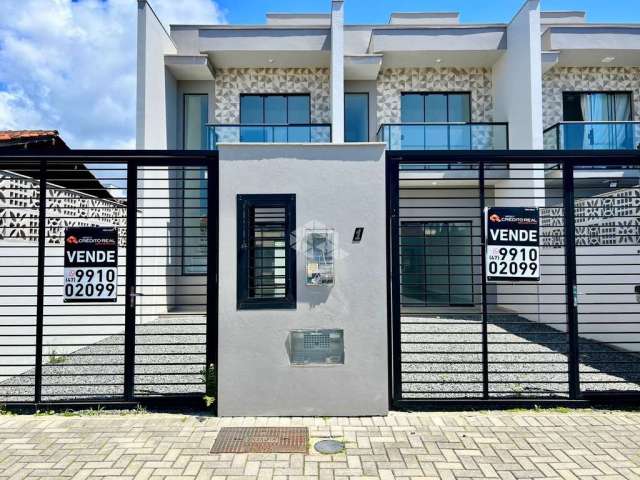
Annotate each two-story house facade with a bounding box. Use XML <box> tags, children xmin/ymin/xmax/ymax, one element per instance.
<box><xmin>131</xmin><ymin>0</ymin><xmax>640</xmax><ymax>416</ymax></box>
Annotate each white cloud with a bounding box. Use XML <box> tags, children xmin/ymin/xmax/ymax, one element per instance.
<box><xmin>0</xmin><ymin>0</ymin><xmax>225</xmax><ymax>148</ymax></box>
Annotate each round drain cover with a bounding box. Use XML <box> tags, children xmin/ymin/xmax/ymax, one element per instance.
<box><xmin>314</xmin><ymin>439</ymin><xmax>344</xmax><ymax>454</ymax></box>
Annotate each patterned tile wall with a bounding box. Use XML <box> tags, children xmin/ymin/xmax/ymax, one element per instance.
<box><xmin>543</xmin><ymin>67</ymin><xmax>640</xmax><ymax>128</ymax></box>
<box><xmin>376</xmin><ymin>68</ymin><xmax>494</xmax><ymax>126</ymax></box>
<box><xmin>213</xmin><ymin>68</ymin><xmax>331</xmax><ymax>124</ymax></box>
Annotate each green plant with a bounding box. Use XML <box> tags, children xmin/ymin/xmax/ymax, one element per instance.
<box><xmin>46</xmin><ymin>349</ymin><xmax>66</xmax><ymax>365</ymax></box>
<box><xmin>0</xmin><ymin>405</ymin><xmax>13</xmax><ymax>416</ymax></box>
<box><xmin>200</xmin><ymin>363</ymin><xmax>216</xmax><ymax>409</ymax></box>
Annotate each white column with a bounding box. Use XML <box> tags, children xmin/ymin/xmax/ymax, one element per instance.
<box><xmin>330</xmin><ymin>0</ymin><xmax>345</xmax><ymax>143</ymax></box>
<box><xmin>492</xmin><ymin>0</ymin><xmax>543</xmax><ymax>149</ymax></box>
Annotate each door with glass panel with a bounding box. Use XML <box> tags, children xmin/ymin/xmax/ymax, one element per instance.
<box><xmin>239</xmin><ymin>94</ymin><xmax>311</xmax><ymax>143</ymax></box>
<box><xmin>400</xmin><ymin>93</ymin><xmax>471</xmax><ymax>150</ymax></box>
<box><xmin>400</xmin><ymin>221</ymin><xmax>473</xmax><ymax>307</ymax></box>
<box><xmin>562</xmin><ymin>92</ymin><xmax>633</xmax><ymax>149</ymax></box>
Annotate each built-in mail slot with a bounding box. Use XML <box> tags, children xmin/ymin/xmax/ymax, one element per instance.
<box><xmin>287</xmin><ymin>329</ymin><xmax>344</xmax><ymax>365</ymax></box>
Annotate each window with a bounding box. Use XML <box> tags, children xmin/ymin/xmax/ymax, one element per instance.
<box><xmin>237</xmin><ymin>194</ymin><xmax>296</xmax><ymax>309</ymax></box>
<box><xmin>400</xmin><ymin>221</ymin><xmax>473</xmax><ymax>306</ymax></box>
<box><xmin>182</xmin><ymin>167</ymin><xmax>208</xmax><ymax>275</ymax></box>
<box><xmin>240</xmin><ymin>94</ymin><xmax>311</xmax><ymax>143</ymax></box>
<box><xmin>240</xmin><ymin>94</ymin><xmax>310</xmax><ymax>124</ymax></box>
<box><xmin>400</xmin><ymin>93</ymin><xmax>471</xmax><ymax>149</ymax></box>
<box><xmin>184</xmin><ymin>94</ymin><xmax>208</xmax><ymax>149</ymax></box>
<box><xmin>562</xmin><ymin>92</ymin><xmax>632</xmax><ymax>122</ymax></box>
<box><xmin>562</xmin><ymin>92</ymin><xmax>633</xmax><ymax>149</ymax></box>
<box><xmin>400</xmin><ymin>93</ymin><xmax>470</xmax><ymax>123</ymax></box>
<box><xmin>344</xmin><ymin>93</ymin><xmax>369</xmax><ymax>142</ymax></box>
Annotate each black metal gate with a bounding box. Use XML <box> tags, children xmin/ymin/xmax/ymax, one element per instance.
<box><xmin>0</xmin><ymin>152</ymin><xmax>218</xmax><ymax>407</ymax></box>
<box><xmin>388</xmin><ymin>151</ymin><xmax>640</xmax><ymax>407</ymax></box>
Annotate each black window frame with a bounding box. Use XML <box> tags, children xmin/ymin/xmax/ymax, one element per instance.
<box><xmin>237</xmin><ymin>194</ymin><xmax>297</xmax><ymax>310</ymax></box>
<box><xmin>344</xmin><ymin>92</ymin><xmax>370</xmax><ymax>142</ymax></box>
<box><xmin>400</xmin><ymin>92</ymin><xmax>472</xmax><ymax>123</ymax></box>
<box><xmin>239</xmin><ymin>94</ymin><xmax>311</xmax><ymax>125</ymax></box>
<box><xmin>562</xmin><ymin>91</ymin><xmax>634</xmax><ymax>122</ymax></box>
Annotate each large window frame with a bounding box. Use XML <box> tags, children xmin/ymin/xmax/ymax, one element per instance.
<box><xmin>562</xmin><ymin>91</ymin><xmax>633</xmax><ymax>122</ymax></box>
<box><xmin>237</xmin><ymin>194</ymin><xmax>297</xmax><ymax>310</ymax></box>
<box><xmin>239</xmin><ymin>94</ymin><xmax>311</xmax><ymax>125</ymax></box>
<box><xmin>400</xmin><ymin>92</ymin><xmax>472</xmax><ymax>123</ymax></box>
<box><xmin>344</xmin><ymin>92</ymin><xmax>369</xmax><ymax>142</ymax></box>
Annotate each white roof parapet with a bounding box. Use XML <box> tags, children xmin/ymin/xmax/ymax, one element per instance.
<box><xmin>388</xmin><ymin>12</ymin><xmax>460</xmax><ymax>26</ymax></box>
<box><xmin>541</xmin><ymin>11</ymin><xmax>586</xmax><ymax>25</ymax></box>
<box><xmin>266</xmin><ymin>13</ymin><xmax>331</xmax><ymax>26</ymax></box>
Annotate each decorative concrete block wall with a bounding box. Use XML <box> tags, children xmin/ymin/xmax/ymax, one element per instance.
<box><xmin>376</xmin><ymin>67</ymin><xmax>494</xmax><ymax>126</ymax></box>
<box><xmin>213</xmin><ymin>68</ymin><xmax>331</xmax><ymax>124</ymax></box>
<box><xmin>543</xmin><ymin>66</ymin><xmax>640</xmax><ymax>128</ymax></box>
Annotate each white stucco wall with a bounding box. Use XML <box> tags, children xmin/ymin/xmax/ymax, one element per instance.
<box><xmin>136</xmin><ymin>0</ymin><xmax>178</xmax><ymax>149</ymax></box>
<box><xmin>217</xmin><ymin>143</ymin><xmax>388</xmax><ymax>416</ymax></box>
<box><xmin>492</xmin><ymin>0</ymin><xmax>543</xmax><ymax>149</ymax></box>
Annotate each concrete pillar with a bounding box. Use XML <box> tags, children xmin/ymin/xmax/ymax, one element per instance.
<box><xmin>330</xmin><ymin>0</ymin><xmax>345</xmax><ymax>143</ymax></box>
<box><xmin>492</xmin><ymin>0</ymin><xmax>543</xmax><ymax>149</ymax></box>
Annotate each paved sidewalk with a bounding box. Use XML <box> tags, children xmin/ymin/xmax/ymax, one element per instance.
<box><xmin>0</xmin><ymin>410</ymin><xmax>639</xmax><ymax>480</ymax></box>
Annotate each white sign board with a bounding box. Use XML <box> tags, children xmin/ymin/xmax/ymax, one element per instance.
<box><xmin>64</xmin><ymin>227</ymin><xmax>118</xmax><ymax>302</ymax></box>
<box><xmin>486</xmin><ymin>207</ymin><xmax>540</xmax><ymax>282</ymax></box>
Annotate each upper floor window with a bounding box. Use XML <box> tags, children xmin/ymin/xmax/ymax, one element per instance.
<box><xmin>563</xmin><ymin>92</ymin><xmax>632</xmax><ymax>122</ymax></box>
<box><xmin>401</xmin><ymin>93</ymin><xmax>471</xmax><ymax>123</ymax></box>
<box><xmin>239</xmin><ymin>94</ymin><xmax>311</xmax><ymax>143</ymax></box>
<box><xmin>345</xmin><ymin>93</ymin><xmax>369</xmax><ymax>142</ymax></box>
<box><xmin>184</xmin><ymin>94</ymin><xmax>208</xmax><ymax>149</ymax></box>
<box><xmin>240</xmin><ymin>94</ymin><xmax>310</xmax><ymax>125</ymax></box>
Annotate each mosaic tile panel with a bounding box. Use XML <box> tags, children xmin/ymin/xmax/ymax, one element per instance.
<box><xmin>213</xmin><ymin>68</ymin><xmax>330</xmax><ymax>124</ymax></box>
<box><xmin>543</xmin><ymin>67</ymin><xmax>640</xmax><ymax>128</ymax></box>
<box><xmin>376</xmin><ymin>67</ymin><xmax>494</xmax><ymax>125</ymax></box>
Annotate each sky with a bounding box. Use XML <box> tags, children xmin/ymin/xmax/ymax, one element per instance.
<box><xmin>0</xmin><ymin>0</ymin><xmax>638</xmax><ymax>149</ymax></box>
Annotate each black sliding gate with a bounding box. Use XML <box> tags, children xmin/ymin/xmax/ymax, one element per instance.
<box><xmin>0</xmin><ymin>152</ymin><xmax>218</xmax><ymax>407</ymax></box>
<box><xmin>388</xmin><ymin>151</ymin><xmax>640</xmax><ymax>406</ymax></box>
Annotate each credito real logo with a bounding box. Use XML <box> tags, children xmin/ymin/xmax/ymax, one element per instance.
<box><xmin>489</xmin><ymin>213</ymin><xmax>502</xmax><ymax>223</ymax></box>
<box><xmin>66</xmin><ymin>235</ymin><xmax>79</xmax><ymax>245</ymax></box>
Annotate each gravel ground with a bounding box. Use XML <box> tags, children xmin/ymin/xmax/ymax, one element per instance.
<box><xmin>0</xmin><ymin>314</ymin><xmax>206</xmax><ymax>402</ymax></box>
<box><xmin>1</xmin><ymin>312</ymin><xmax>639</xmax><ymax>403</ymax></box>
<box><xmin>401</xmin><ymin>313</ymin><xmax>640</xmax><ymax>399</ymax></box>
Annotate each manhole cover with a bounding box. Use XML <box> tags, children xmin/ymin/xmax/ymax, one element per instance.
<box><xmin>314</xmin><ymin>439</ymin><xmax>344</xmax><ymax>454</ymax></box>
<box><xmin>210</xmin><ymin>427</ymin><xmax>308</xmax><ymax>453</ymax></box>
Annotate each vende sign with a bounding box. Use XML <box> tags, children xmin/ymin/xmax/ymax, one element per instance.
<box><xmin>485</xmin><ymin>207</ymin><xmax>540</xmax><ymax>282</ymax></box>
<box><xmin>64</xmin><ymin>227</ymin><xmax>118</xmax><ymax>302</ymax></box>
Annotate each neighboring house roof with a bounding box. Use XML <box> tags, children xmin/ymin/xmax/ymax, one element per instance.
<box><xmin>0</xmin><ymin>130</ymin><xmax>118</xmax><ymax>202</ymax></box>
<box><xmin>0</xmin><ymin>130</ymin><xmax>69</xmax><ymax>151</ymax></box>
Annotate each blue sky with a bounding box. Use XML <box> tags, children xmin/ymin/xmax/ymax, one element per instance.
<box><xmin>218</xmin><ymin>0</ymin><xmax>640</xmax><ymax>24</ymax></box>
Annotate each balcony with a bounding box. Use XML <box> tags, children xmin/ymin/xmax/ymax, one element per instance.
<box><xmin>377</xmin><ymin>123</ymin><xmax>509</xmax><ymax>150</ymax></box>
<box><xmin>544</xmin><ymin>122</ymin><xmax>640</xmax><ymax>150</ymax></box>
<box><xmin>206</xmin><ymin>124</ymin><xmax>332</xmax><ymax>149</ymax></box>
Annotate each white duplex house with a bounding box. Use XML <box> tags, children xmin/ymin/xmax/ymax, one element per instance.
<box><xmin>131</xmin><ymin>0</ymin><xmax>640</xmax><ymax>416</ymax></box>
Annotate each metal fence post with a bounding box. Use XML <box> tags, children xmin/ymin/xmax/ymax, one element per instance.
<box><xmin>478</xmin><ymin>159</ymin><xmax>489</xmax><ymax>399</ymax></box>
<box><xmin>562</xmin><ymin>161</ymin><xmax>580</xmax><ymax>399</ymax></box>
<box><xmin>34</xmin><ymin>158</ymin><xmax>47</xmax><ymax>404</ymax></box>
<box><xmin>206</xmin><ymin>157</ymin><xmax>218</xmax><ymax>389</ymax></box>
<box><xmin>124</xmin><ymin>161</ymin><xmax>138</xmax><ymax>401</ymax></box>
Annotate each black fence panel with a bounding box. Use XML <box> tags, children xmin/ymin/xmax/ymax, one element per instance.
<box><xmin>0</xmin><ymin>152</ymin><xmax>218</xmax><ymax>406</ymax></box>
<box><xmin>388</xmin><ymin>152</ymin><xmax>640</xmax><ymax>407</ymax></box>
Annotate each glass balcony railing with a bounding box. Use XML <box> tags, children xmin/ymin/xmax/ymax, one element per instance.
<box><xmin>377</xmin><ymin>123</ymin><xmax>509</xmax><ymax>150</ymax></box>
<box><xmin>544</xmin><ymin>122</ymin><xmax>640</xmax><ymax>150</ymax></box>
<box><xmin>206</xmin><ymin>124</ymin><xmax>332</xmax><ymax>149</ymax></box>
